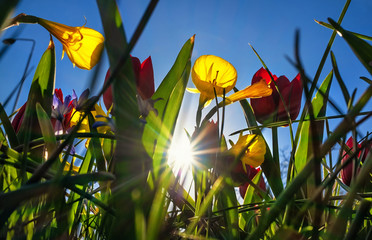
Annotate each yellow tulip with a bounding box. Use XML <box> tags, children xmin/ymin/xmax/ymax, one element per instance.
<box><xmin>229</xmin><ymin>134</ymin><xmax>266</xmax><ymax>168</ymax></box>
<box><xmin>7</xmin><ymin>13</ymin><xmax>104</xmax><ymax>70</ymax></box>
<box><xmin>38</xmin><ymin>18</ymin><xmax>104</xmax><ymax>70</ymax></box>
<box><xmin>191</xmin><ymin>55</ymin><xmax>237</xmax><ymax>106</ymax></box>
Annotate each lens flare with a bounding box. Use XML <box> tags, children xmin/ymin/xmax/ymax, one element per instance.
<box><xmin>167</xmin><ymin>135</ymin><xmax>194</xmax><ymax>172</ymax></box>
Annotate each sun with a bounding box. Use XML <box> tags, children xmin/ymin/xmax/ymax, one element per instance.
<box><xmin>167</xmin><ymin>134</ymin><xmax>195</xmax><ymax>172</ymax></box>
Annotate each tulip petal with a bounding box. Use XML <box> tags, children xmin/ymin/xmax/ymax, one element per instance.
<box><xmin>277</xmin><ymin>73</ymin><xmax>302</xmax><ymax>121</ymax></box>
<box><xmin>186</xmin><ymin>87</ymin><xmax>201</xmax><ymax>93</ymax></box>
<box><xmin>229</xmin><ymin>134</ymin><xmax>266</xmax><ymax>168</ymax></box>
<box><xmin>225</xmin><ymin>80</ymin><xmax>272</xmax><ymax>104</ymax></box>
<box><xmin>252</xmin><ymin>67</ymin><xmax>277</xmax><ymax>85</ymax></box>
<box><xmin>138</xmin><ymin>56</ymin><xmax>155</xmax><ymax>99</ymax></box>
<box><xmin>103</xmin><ymin>69</ymin><xmax>113</xmax><ymax>111</ymax></box>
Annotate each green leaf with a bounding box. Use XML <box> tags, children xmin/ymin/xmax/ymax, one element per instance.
<box><xmin>142</xmin><ymin>36</ymin><xmax>195</xmax><ymax>160</ymax></box>
<box><xmin>98</xmin><ymin>0</ymin><xmax>142</xmax><ymax>182</ymax></box>
<box><xmin>152</xmin><ymin>61</ymin><xmax>192</xmax><ymax>176</ymax></box>
<box><xmin>36</xmin><ymin>103</ymin><xmax>57</xmax><ymax>154</ymax></box>
<box><xmin>360</xmin><ymin>76</ymin><xmax>372</xmax><ymax>84</ymax></box>
<box><xmin>146</xmin><ymin>168</ymin><xmax>174</xmax><ymax>240</ymax></box>
<box><xmin>239</xmin><ymin>170</ymin><xmax>262</xmax><ymax>232</ymax></box>
<box><xmin>152</xmin><ymin>35</ymin><xmax>195</xmax><ymax>118</ymax></box>
<box><xmin>17</xmin><ymin>39</ymin><xmax>56</xmax><ymax>146</ymax></box>
<box><xmin>88</xmin><ymin>113</ymin><xmax>106</xmax><ymax>172</ymax></box>
<box><xmin>294</xmin><ymin>70</ymin><xmax>333</xmax><ymax>177</ymax></box>
<box><xmin>219</xmin><ymin>184</ymin><xmax>239</xmax><ymax>239</ymax></box>
<box><xmin>0</xmin><ymin>0</ymin><xmax>20</xmax><ymax>30</ymax></box>
<box><xmin>0</xmin><ymin>103</ymin><xmax>18</xmax><ymax>147</ymax></box>
<box><xmin>187</xmin><ymin>177</ymin><xmax>225</xmax><ymax>234</ymax></box>
<box><xmin>315</xmin><ymin>19</ymin><xmax>372</xmax><ymax>41</ymax></box>
<box><xmin>0</xmin><ymin>173</ymin><xmax>114</xmax><ymax>209</ymax></box>
<box><xmin>330</xmin><ymin>52</ymin><xmax>350</xmax><ymax>105</ymax></box>
<box><xmin>328</xmin><ymin>18</ymin><xmax>372</xmax><ymax>75</ymax></box>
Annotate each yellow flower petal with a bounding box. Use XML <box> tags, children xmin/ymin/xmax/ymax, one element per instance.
<box><xmin>229</xmin><ymin>134</ymin><xmax>266</xmax><ymax>167</ymax></box>
<box><xmin>186</xmin><ymin>87</ymin><xmax>201</xmax><ymax>93</ymax></box>
<box><xmin>192</xmin><ymin>55</ymin><xmax>237</xmax><ymax>103</ymax></box>
<box><xmin>225</xmin><ymin>79</ymin><xmax>272</xmax><ymax>104</ymax></box>
<box><xmin>38</xmin><ymin>18</ymin><xmax>104</xmax><ymax>70</ymax></box>
<box><xmin>63</xmin><ymin>161</ymin><xmax>80</xmax><ymax>172</ymax></box>
<box><xmin>70</xmin><ymin>109</ymin><xmax>90</xmax><ymax>132</ymax></box>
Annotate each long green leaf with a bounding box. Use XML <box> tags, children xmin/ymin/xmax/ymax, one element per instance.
<box><xmin>330</xmin><ymin>52</ymin><xmax>350</xmax><ymax>105</ymax></box>
<box><xmin>151</xmin><ymin>60</ymin><xmax>192</xmax><ymax>176</ymax></box>
<box><xmin>142</xmin><ymin>36</ymin><xmax>195</xmax><ymax>158</ymax></box>
<box><xmin>294</xmin><ymin>71</ymin><xmax>333</xmax><ymax>177</ymax></box>
<box><xmin>17</xmin><ymin>38</ymin><xmax>56</xmax><ymax>146</ymax></box>
<box><xmin>328</xmin><ymin>18</ymin><xmax>372</xmax><ymax>75</ymax></box>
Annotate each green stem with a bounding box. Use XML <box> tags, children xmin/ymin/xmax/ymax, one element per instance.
<box><xmin>272</xmin><ymin>126</ymin><xmax>279</xmax><ymax>170</ymax></box>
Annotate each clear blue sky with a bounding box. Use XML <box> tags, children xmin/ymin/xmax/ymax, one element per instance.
<box><xmin>1</xmin><ymin>0</ymin><xmax>371</xmax><ymax>165</ymax></box>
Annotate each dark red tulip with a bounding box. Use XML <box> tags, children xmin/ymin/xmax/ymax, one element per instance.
<box><xmin>341</xmin><ymin>137</ymin><xmax>371</xmax><ymax>186</ymax></box>
<box><xmin>103</xmin><ymin>56</ymin><xmax>155</xmax><ymax>111</ymax></box>
<box><xmin>250</xmin><ymin>67</ymin><xmax>302</xmax><ymax>124</ymax></box>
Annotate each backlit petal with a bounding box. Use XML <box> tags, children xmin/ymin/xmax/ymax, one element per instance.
<box><xmin>229</xmin><ymin>134</ymin><xmax>266</xmax><ymax>168</ymax></box>
<box><xmin>38</xmin><ymin>18</ymin><xmax>104</xmax><ymax>70</ymax></box>
<box><xmin>225</xmin><ymin>80</ymin><xmax>272</xmax><ymax>104</ymax></box>
<box><xmin>192</xmin><ymin>55</ymin><xmax>237</xmax><ymax>102</ymax></box>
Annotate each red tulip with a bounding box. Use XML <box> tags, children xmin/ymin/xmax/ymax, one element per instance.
<box><xmin>103</xmin><ymin>56</ymin><xmax>155</xmax><ymax>111</ymax></box>
<box><xmin>250</xmin><ymin>67</ymin><xmax>302</xmax><ymax>124</ymax></box>
<box><xmin>341</xmin><ymin>137</ymin><xmax>371</xmax><ymax>186</ymax></box>
<box><xmin>233</xmin><ymin>162</ymin><xmax>266</xmax><ymax>199</ymax></box>
<box><xmin>11</xmin><ymin>102</ymin><xmax>27</xmax><ymax>133</ymax></box>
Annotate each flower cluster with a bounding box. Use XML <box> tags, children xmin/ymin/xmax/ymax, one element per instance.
<box><xmin>12</xmin><ymin>88</ymin><xmax>110</xmax><ymax>137</ymax></box>
<box><xmin>189</xmin><ymin>55</ymin><xmax>273</xmax><ymax>108</ymax></box>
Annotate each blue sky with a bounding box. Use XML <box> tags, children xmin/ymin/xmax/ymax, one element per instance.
<box><xmin>1</xmin><ymin>0</ymin><xmax>371</xmax><ymax>168</ymax></box>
